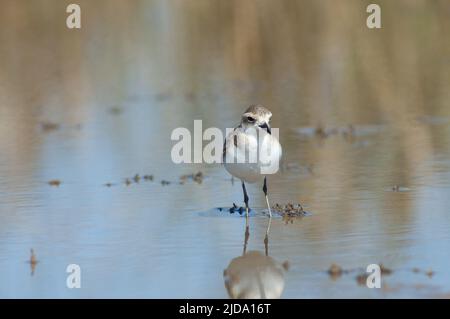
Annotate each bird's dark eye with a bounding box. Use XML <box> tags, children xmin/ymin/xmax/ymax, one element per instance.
<box><xmin>246</xmin><ymin>116</ymin><xmax>255</xmax><ymax>122</ymax></box>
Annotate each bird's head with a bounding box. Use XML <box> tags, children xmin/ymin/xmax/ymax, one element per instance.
<box><xmin>241</xmin><ymin>104</ymin><xmax>272</xmax><ymax>134</ymax></box>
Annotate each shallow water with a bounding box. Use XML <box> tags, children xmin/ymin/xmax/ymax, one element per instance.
<box><xmin>1</xmin><ymin>0</ymin><xmax>450</xmax><ymax>298</ymax></box>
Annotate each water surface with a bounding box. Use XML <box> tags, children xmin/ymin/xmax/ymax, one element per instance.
<box><xmin>0</xmin><ymin>0</ymin><xmax>450</xmax><ymax>298</ymax></box>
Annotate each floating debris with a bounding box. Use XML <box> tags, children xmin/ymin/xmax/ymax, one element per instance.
<box><xmin>353</xmin><ymin>263</ymin><xmax>392</xmax><ymax>285</ymax></box>
<box><xmin>328</xmin><ymin>264</ymin><xmax>344</xmax><ymax>279</ymax></box>
<box><xmin>48</xmin><ymin>179</ymin><xmax>61</xmax><ymax>187</ymax></box>
<box><xmin>180</xmin><ymin>171</ymin><xmax>204</xmax><ymax>184</ymax></box>
<box><xmin>229</xmin><ymin>203</ymin><xmax>238</xmax><ymax>214</ymax></box>
<box><xmin>326</xmin><ymin>264</ymin><xmax>433</xmax><ymax>285</ymax></box>
<box><xmin>272</xmin><ymin>203</ymin><xmax>308</xmax><ymax>217</ymax></box>
<box><xmin>133</xmin><ymin>174</ymin><xmax>141</xmax><ymax>183</ymax></box>
<box><xmin>410</xmin><ymin>267</ymin><xmax>435</xmax><ymax>278</ymax></box>
<box><xmin>104</xmin><ymin>182</ymin><xmax>114</xmax><ymax>187</ymax></box>
<box><xmin>29</xmin><ymin>249</ymin><xmax>38</xmax><ymax>276</ymax></box>
<box><xmin>125</xmin><ymin>178</ymin><xmax>132</xmax><ymax>186</ymax></box>
<box><xmin>29</xmin><ymin>249</ymin><xmax>38</xmax><ymax>265</ymax></box>
<box><xmin>380</xmin><ymin>263</ymin><xmax>393</xmax><ymax>275</ymax></box>
<box><xmin>193</xmin><ymin>171</ymin><xmax>204</xmax><ymax>183</ymax></box>
<box><xmin>109</xmin><ymin>106</ymin><xmax>123</xmax><ymax>115</ymax></box>
<box><xmin>341</xmin><ymin>124</ymin><xmax>356</xmax><ymax>141</ymax></box>
<box><xmin>356</xmin><ymin>273</ymin><xmax>369</xmax><ymax>286</ymax></box>
<box><xmin>161</xmin><ymin>180</ymin><xmax>171</xmax><ymax>186</ymax></box>
<box><xmin>143</xmin><ymin>175</ymin><xmax>154</xmax><ymax>181</ymax></box>
<box><xmin>390</xmin><ymin>185</ymin><xmax>410</xmax><ymax>192</ymax></box>
<box><xmin>314</xmin><ymin>125</ymin><xmax>329</xmax><ymax>139</ymax></box>
<box><xmin>227</xmin><ymin>203</ymin><xmax>250</xmax><ymax>215</ymax></box>
<box><xmin>296</xmin><ymin>124</ymin><xmax>385</xmax><ymax>140</ymax></box>
<box><xmin>41</xmin><ymin>122</ymin><xmax>60</xmax><ymax>132</ymax></box>
<box><xmin>281</xmin><ymin>163</ymin><xmax>315</xmax><ymax>175</ymax></box>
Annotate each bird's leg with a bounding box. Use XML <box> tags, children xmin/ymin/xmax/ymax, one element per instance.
<box><xmin>263</xmin><ymin>177</ymin><xmax>272</xmax><ymax>218</ymax></box>
<box><xmin>243</xmin><ymin>221</ymin><xmax>249</xmax><ymax>255</ymax></box>
<box><xmin>241</xmin><ymin>181</ymin><xmax>250</xmax><ymax>254</ymax></box>
<box><xmin>242</xmin><ymin>181</ymin><xmax>250</xmax><ymax>254</ymax></box>
<box><xmin>263</xmin><ymin>177</ymin><xmax>272</xmax><ymax>251</ymax></box>
<box><xmin>264</xmin><ymin>218</ymin><xmax>271</xmax><ymax>256</ymax></box>
<box><xmin>242</xmin><ymin>181</ymin><xmax>249</xmax><ymax>219</ymax></box>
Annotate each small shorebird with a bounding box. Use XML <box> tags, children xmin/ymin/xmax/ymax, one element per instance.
<box><xmin>223</xmin><ymin>105</ymin><xmax>282</xmax><ymax>219</ymax></box>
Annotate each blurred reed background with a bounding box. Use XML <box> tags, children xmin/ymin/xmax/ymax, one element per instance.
<box><xmin>1</xmin><ymin>0</ymin><xmax>449</xmax><ymax>183</ymax></box>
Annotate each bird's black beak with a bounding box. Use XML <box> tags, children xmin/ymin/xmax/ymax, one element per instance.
<box><xmin>259</xmin><ymin>122</ymin><xmax>271</xmax><ymax>134</ymax></box>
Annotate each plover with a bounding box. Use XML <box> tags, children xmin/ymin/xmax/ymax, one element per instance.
<box><xmin>223</xmin><ymin>105</ymin><xmax>282</xmax><ymax>218</ymax></box>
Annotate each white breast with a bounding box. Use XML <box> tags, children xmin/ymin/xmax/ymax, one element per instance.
<box><xmin>224</xmin><ymin>126</ymin><xmax>282</xmax><ymax>183</ymax></box>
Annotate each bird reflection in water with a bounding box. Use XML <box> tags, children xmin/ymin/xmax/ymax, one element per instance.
<box><xmin>223</xmin><ymin>219</ymin><xmax>289</xmax><ymax>299</ymax></box>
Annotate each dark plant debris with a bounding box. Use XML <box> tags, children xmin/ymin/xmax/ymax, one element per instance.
<box><xmin>328</xmin><ymin>264</ymin><xmax>346</xmax><ymax>279</ymax></box>
<box><xmin>48</xmin><ymin>179</ymin><xmax>61</xmax><ymax>187</ymax></box>
<box><xmin>356</xmin><ymin>273</ymin><xmax>369</xmax><ymax>286</ymax></box>
<box><xmin>143</xmin><ymin>175</ymin><xmax>154</xmax><ymax>181</ymax></box>
<box><xmin>390</xmin><ymin>185</ymin><xmax>410</xmax><ymax>192</ymax></box>
<box><xmin>355</xmin><ymin>264</ymin><xmax>392</xmax><ymax>286</ymax></box>
<box><xmin>379</xmin><ymin>263</ymin><xmax>393</xmax><ymax>275</ymax></box>
<box><xmin>29</xmin><ymin>249</ymin><xmax>38</xmax><ymax>276</ymax></box>
<box><xmin>41</xmin><ymin>122</ymin><xmax>60</xmax><ymax>132</ymax></box>
<box><xmin>109</xmin><ymin>106</ymin><xmax>123</xmax><ymax>115</ymax></box>
<box><xmin>327</xmin><ymin>263</ymin><xmax>393</xmax><ymax>283</ymax></box>
<box><xmin>327</xmin><ymin>263</ymin><xmax>433</xmax><ymax>286</ymax></box>
<box><xmin>272</xmin><ymin>203</ymin><xmax>307</xmax><ymax>217</ymax></box>
<box><xmin>228</xmin><ymin>203</ymin><xmax>249</xmax><ymax>215</ymax></box>
<box><xmin>104</xmin><ymin>172</ymin><xmax>205</xmax><ymax>188</ymax></box>
<box><xmin>281</xmin><ymin>163</ymin><xmax>314</xmax><ymax>175</ymax></box>
<box><xmin>298</xmin><ymin>124</ymin><xmax>380</xmax><ymax>142</ymax></box>
<box><xmin>29</xmin><ymin>249</ymin><xmax>38</xmax><ymax>266</ymax></box>
<box><xmin>180</xmin><ymin>171</ymin><xmax>204</xmax><ymax>184</ymax></box>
